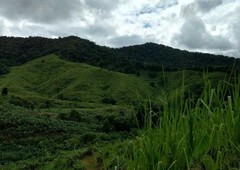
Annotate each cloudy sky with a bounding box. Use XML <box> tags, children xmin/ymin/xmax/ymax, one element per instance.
<box><xmin>0</xmin><ymin>0</ymin><xmax>239</xmax><ymax>57</ymax></box>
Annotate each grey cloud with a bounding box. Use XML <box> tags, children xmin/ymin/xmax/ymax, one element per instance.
<box><xmin>0</xmin><ymin>20</ymin><xmax>4</xmax><ymax>35</ymax></box>
<box><xmin>231</xmin><ymin>22</ymin><xmax>240</xmax><ymax>57</ymax></box>
<box><xmin>181</xmin><ymin>0</ymin><xmax>222</xmax><ymax>17</ymax></box>
<box><xmin>84</xmin><ymin>0</ymin><xmax>120</xmax><ymax>11</ymax></box>
<box><xmin>196</xmin><ymin>0</ymin><xmax>222</xmax><ymax>12</ymax></box>
<box><xmin>54</xmin><ymin>16</ymin><xmax>117</xmax><ymax>41</ymax></box>
<box><xmin>232</xmin><ymin>6</ymin><xmax>240</xmax><ymax>47</ymax></box>
<box><xmin>108</xmin><ymin>35</ymin><xmax>144</xmax><ymax>47</ymax></box>
<box><xmin>0</xmin><ymin>0</ymin><xmax>82</xmax><ymax>24</ymax></box>
<box><xmin>173</xmin><ymin>16</ymin><xmax>233</xmax><ymax>50</ymax></box>
<box><xmin>233</xmin><ymin>23</ymin><xmax>240</xmax><ymax>45</ymax></box>
<box><xmin>82</xmin><ymin>23</ymin><xmax>115</xmax><ymax>37</ymax></box>
<box><xmin>44</xmin><ymin>22</ymin><xmax>116</xmax><ymax>45</ymax></box>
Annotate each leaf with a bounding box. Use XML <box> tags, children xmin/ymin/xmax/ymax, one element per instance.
<box><xmin>202</xmin><ymin>155</ymin><xmax>215</xmax><ymax>170</ymax></box>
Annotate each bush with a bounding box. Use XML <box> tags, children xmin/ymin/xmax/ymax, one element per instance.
<box><xmin>112</xmin><ymin>116</ymin><xmax>131</xmax><ymax>132</ymax></box>
<box><xmin>69</xmin><ymin>110</ymin><xmax>82</xmax><ymax>122</ymax></box>
<box><xmin>2</xmin><ymin>87</ymin><xmax>8</xmax><ymax>96</ymax></box>
<box><xmin>102</xmin><ymin>119</ymin><xmax>112</xmax><ymax>133</ymax></box>
<box><xmin>103</xmin><ymin>115</ymin><xmax>134</xmax><ymax>132</ymax></box>
<box><xmin>58</xmin><ymin>110</ymin><xmax>82</xmax><ymax>122</ymax></box>
<box><xmin>81</xmin><ymin>133</ymin><xmax>97</xmax><ymax>144</ymax></box>
<box><xmin>9</xmin><ymin>96</ymin><xmax>35</xmax><ymax>109</ymax></box>
<box><xmin>45</xmin><ymin>101</ymin><xmax>51</xmax><ymax>108</ymax></box>
<box><xmin>150</xmin><ymin>82</ymin><xmax>155</xmax><ymax>87</ymax></box>
<box><xmin>102</xmin><ymin>97</ymin><xmax>117</xmax><ymax>105</ymax></box>
<box><xmin>148</xmin><ymin>72</ymin><xmax>158</xmax><ymax>78</ymax></box>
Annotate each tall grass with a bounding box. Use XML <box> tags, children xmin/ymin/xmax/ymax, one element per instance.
<box><xmin>127</xmin><ymin>71</ymin><xmax>240</xmax><ymax>169</ymax></box>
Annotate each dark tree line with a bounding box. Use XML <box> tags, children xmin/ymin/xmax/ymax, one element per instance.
<box><xmin>0</xmin><ymin>36</ymin><xmax>239</xmax><ymax>74</ymax></box>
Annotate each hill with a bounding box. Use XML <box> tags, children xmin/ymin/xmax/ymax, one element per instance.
<box><xmin>0</xmin><ymin>36</ymin><xmax>238</xmax><ymax>169</ymax></box>
<box><xmin>0</xmin><ymin>54</ymin><xmax>153</xmax><ymax>168</ymax></box>
<box><xmin>0</xmin><ymin>36</ymin><xmax>239</xmax><ymax>74</ymax></box>
<box><xmin>0</xmin><ymin>54</ymin><xmax>151</xmax><ymax>108</ymax></box>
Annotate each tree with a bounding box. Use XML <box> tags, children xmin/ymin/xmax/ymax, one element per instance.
<box><xmin>2</xmin><ymin>87</ymin><xmax>8</xmax><ymax>96</ymax></box>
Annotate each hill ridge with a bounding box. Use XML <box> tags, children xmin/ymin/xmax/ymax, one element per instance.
<box><xmin>0</xmin><ymin>36</ymin><xmax>239</xmax><ymax>74</ymax></box>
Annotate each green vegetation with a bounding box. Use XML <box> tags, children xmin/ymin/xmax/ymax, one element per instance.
<box><xmin>1</xmin><ymin>87</ymin><xmax>8</xmax><ymax>96</ymax></box>
<box><xmin>0</xmin><ymin>36</ymin><xmax>240</xmax><ymax>169</ymax></box>
<box><xmin>0</xmin><ymin>54</ymin><xmax>149</xmax><ymax>108</ymax></box>
<box><xmin>0</xmin><ymin>104</ymin><xmax>137</xmax><ymax>169</ymax></box>
<box><xmin>0</xmin><ymin>63</ymin><xmax>9</xmax><ymax>75</ymax></box>
<box><xmin>0</xmin><ymin>36</ymin><xmax>239</xmax><ymax>73</ymax></box>
<box><xmin>0</xmin><ymin>55</ymin><xmax>146</xmax><ymax>169</ymax></box>
<box><xmin>126</xmin><ymin>72</ymin><xmax>240</xmax><ymax>169</ymax></box>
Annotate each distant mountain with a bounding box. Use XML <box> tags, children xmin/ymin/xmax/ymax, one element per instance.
<box><xmin>0</xmin><ymin>36</ymin><xmax>239</xmax><ymax>73</ymax></box>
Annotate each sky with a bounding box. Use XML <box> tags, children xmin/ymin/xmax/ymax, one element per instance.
<box><xmin>0</xmin><ymin>0</ymin><xmax>239</xmax><ymax>57</ymax></box>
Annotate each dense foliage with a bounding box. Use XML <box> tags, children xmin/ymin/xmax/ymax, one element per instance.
<box><xmin>0</xmin><ymin>36</ymin><xmax>239</xmax><ymax>74</ymax></box>
<box><xmin>1</xmin><ymin>36</ymin><xmax>240</xmax><ymax>169</ymax></box>
<box><xmin>0</xmin><ymin>63</ymin><xmax>9</xmax><ymax>75</ymax></box>
<box><xmin>126</xmin><ymin>73</ymin><xmax>240</xmax><ymax>169</ymax></box>
<box><xmin>0</xmin><ymin>104</ymin><xmax>136</xmax><ymax>169</ymax></box>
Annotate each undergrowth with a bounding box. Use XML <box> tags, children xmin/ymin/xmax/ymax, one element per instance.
<box><xmin>126</xmin><ymin>71</ymin><xmax>240</xmax><ymax>169</ymax></box>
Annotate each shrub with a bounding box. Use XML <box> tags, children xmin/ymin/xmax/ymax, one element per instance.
<box><xmin>102</xmin><ymin>119</ymin><xmax>112</xmax><ymax>133</ymax></box>
<box><xmin>112</xmin><ymin>116</ymin><xmax>131</xmax><ymax>132</ymax></box>
<box><xmin>102</xmin><ymin>97</ymin><xmax>117</xmax><ymax>105</ymax></box>
<box><xmin>69</xmin><ymin>110</ymin><xmax>82</xmax><ymax>122</ymax></box>
<box><xmin>150</xmin><ymin>82</ymin><xmax>155</xmax><ymax>87</ymax></box>
<box><xmin>81</xmin><ymin>133</ymin><xmax>97</xmax><ymax>144</ymax></box>
<box><xmin>45</xmin><ymin>101</ymin><xmax>51</xmax><ymax>108</ymax></box>
<box><xmin>9</xmin><ymin>96</ymin><xmax>35</xmax><ymax>109</ymax></box>
<box><xmin>2</xmin><ymin>87</ymin><xmax>8</xmax><ymax>96</ymax></box>
<box><xmin>148</xmin><ymin>72</ymin><xmax>158</xmax><ymax>78</ymax></box>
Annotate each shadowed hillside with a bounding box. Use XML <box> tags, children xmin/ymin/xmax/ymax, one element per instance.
<box><xmin>0</xmin><ymin>36</ymin><xmax>239</xmax><ymax>74</ymax></box>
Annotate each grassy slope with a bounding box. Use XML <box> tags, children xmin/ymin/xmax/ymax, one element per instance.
<box><xmin>0</xmin><ymin>54</ymin><xmax>150</xmax><ymax>108</ymax></box>
<box><xmin>0</xmin><ymin>53</ymin><xmax>146</xmax><ymax>167</ymax></box>
<box><xmin>0</xmin><ymin>54</ymin><xmax>227</xmax><ymax>108</ymax></box>
<box><xmin>0</xmin><ymin>54</ymin><xmax>230</xmax><ymax>169</ymax></box>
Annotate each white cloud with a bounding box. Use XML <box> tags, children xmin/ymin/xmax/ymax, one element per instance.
<box><xmin>0</xmin><ymin>0</ymin><xmax>239</xmax><ymax>57</ymax></box>
<box><xmin>173</xmin><ymin>16</ymin><xmax>233</xmax><ymax>50</ymax></box>
<box><xmin>173</xmin><ymin>0</ymin><xmax>240</xmax><ymax>57</ymax></box>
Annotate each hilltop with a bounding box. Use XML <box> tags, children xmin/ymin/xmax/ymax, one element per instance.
<box><xmin>0</xmin><ymin>54</ymin><xmax>150</xmax><ymax>108</ymax></box>
<box><xmin>0</xmin><ymin>36</ymin><xmax>239</xmax><ymax>75</ymax></box>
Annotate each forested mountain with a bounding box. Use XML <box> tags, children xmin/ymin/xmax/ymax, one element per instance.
<box><xmin>0</xmin><ymin>36</ymin><xmax>239</xmax><ymax>73</ymax></box>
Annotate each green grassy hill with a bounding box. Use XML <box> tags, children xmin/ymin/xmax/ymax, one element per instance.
<box><xmin>0</xmin><ymin>53</ymin><xmax>232</xmax><ymax>169</ymax></box>
<box><xmin>0</xmin><ymin>54</ymin><xmax>150</xmax><ymax>108</ymax></box>
<box><xmin>0</xmin><ymin>54</ymin><xmax>152</xmax><ymax>168</ymax></box>
<box><xmin>0</xmin><ymin>53</ymin><xmax>228</xmax><ymax>111</ymax></box>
